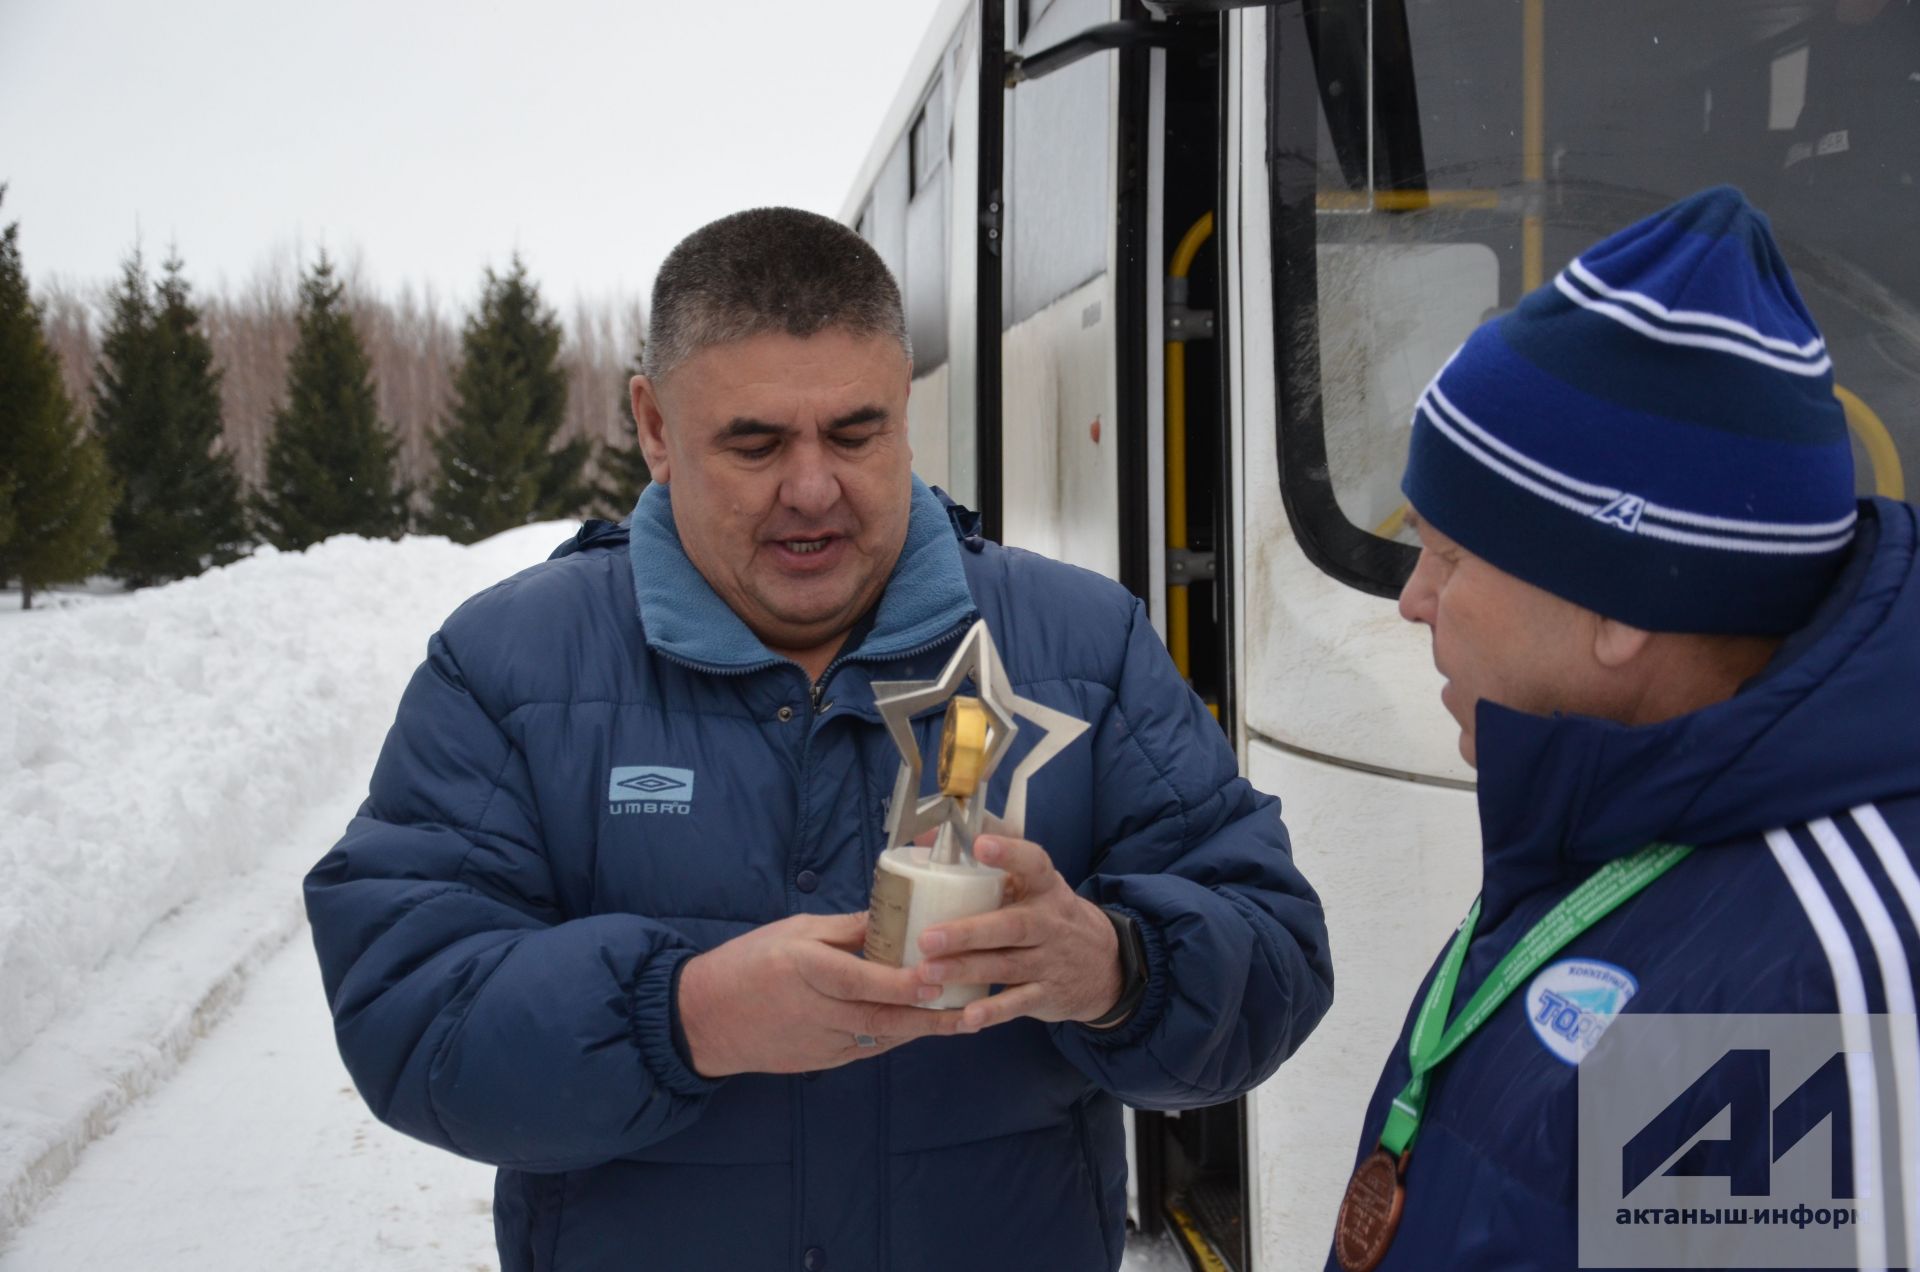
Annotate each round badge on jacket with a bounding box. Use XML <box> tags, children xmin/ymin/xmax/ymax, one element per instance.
<box><xmin>1524</xmin><ymin>959</ymin><xmax>1638</xmax><ymax>1066</ymax></box>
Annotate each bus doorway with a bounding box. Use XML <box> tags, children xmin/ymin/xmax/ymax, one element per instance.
<box><xmin>1126</xmin><ymin>7</ymin><xmax>1249</xmax><ymax>1269</ymax></box>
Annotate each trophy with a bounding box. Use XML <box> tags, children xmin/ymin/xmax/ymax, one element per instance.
<box><xmin>864</xmin><ymin>619</ymin><xmax>1088</xmax><ymax>1009</ymax></box>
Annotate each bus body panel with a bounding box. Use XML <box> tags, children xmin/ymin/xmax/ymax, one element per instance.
<box><xmin>1243</xmin><ymin>739</ymin><xmax>1480</xmax><ymax>1270</ymax></box>
<box><xmin>908</xmin><ymin>364</ymin><xmax>953</xmax><ymax>491</ymax></box>
<box><xmin>1002</xmin><ymin>274</ymin><xmax>1124</xmax><ymax>578</ymax></box>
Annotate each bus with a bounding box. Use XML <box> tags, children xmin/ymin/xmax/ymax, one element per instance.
<box><xmin>842</xmin><ymin>2</ymin><xmax>1920</xmax><ymax>1267</ymax></box>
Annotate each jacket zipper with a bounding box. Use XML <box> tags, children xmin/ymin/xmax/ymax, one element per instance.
<box><xmin>806</xmin><ymin>619</ymin><xmax>976</xmax><ymax>721</ymax></box>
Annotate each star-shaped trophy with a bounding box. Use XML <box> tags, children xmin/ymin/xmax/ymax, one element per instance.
<box><xmin>863</xmin><ymin>619</ymin><xmax>1088</xmax><ymax>1008</ymax></box>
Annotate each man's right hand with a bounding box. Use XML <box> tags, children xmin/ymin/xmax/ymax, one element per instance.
<box><xmin>676</xmin><ymin>912</ymin><xmax>967</xmax><ymax>1077</ymax></box>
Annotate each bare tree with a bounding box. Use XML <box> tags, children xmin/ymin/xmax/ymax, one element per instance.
<box><xmin>38</xmin><ymin>278</ymin><xmax>101</xmax><ymax>421</ymax></box>
<box><xmin>353</xmin><ymin>280</ymin><xmax>458</xmax><ymax>517</ymax></box>
<box><xmin>200</xmin><ymin>250</ymin><xmax>299</xmax><ymax>488</ymax></box>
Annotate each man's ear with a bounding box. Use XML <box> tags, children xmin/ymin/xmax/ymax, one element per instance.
<box><xmin>1593</xmin><ymin>615</ymin><xmax>1653</xmax><ymax>670</ymax></box>
<box><xmin>631</xmin><ymin>374</ymin><xmax>672</xmax><ymax>483</ymax></box>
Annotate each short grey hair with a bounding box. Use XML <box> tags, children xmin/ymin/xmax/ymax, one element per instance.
<box><xmin>643</xmin><ymin>207</ymin><xmax>912</xmax><ymax>380</ymax></box>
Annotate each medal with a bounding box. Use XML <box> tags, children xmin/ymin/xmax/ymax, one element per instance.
<box><xmin>1334</xmin><ymin>1148</ymin><xmax>1405</xmax><ymax>1272</ymax></box>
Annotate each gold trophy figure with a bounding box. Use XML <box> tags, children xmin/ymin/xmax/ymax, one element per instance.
<box><xmin>864</xmin><ymin>620</ymin><xmax>1087</xmax><ymax>1008</ymax></box>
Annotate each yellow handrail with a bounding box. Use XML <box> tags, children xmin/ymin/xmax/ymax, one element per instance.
<box><xmin>1166</xmin><ymin>212</ymin><xmax>1215</xmax><ymax>681</ymax></box>
<box><xmin>1838</xmin><ymin>384</ymin><xmax>1906</xmax><ymax>499</ymax></box>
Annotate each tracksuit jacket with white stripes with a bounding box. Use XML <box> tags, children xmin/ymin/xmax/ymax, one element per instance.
<box><xmin>1331</xmin><ymin>496</ymin><xmax>1920</xmax><ymax>1270</ymax></box>
<box><xmin>307</xmin><ymin>478</ymin><xmax>1334</xmax><ymax>1272</ymax></box>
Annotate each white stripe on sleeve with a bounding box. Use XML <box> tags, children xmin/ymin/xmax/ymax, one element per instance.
<box><xmin>1850</xmin><ymin>804</ymin><xmax>1920</xmax><ymax>1270</ymax></box>
<box><xmin>1766</xmin><ymin>826</ymin><xmax>1889</xmax><ymax>1272</ymax></box>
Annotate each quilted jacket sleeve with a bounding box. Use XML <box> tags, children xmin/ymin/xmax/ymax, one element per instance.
<box><xmin>303</xmin><ymin>630</ymin><xmax>718</xmax><ymax>1173</ymax></box>
<box><xmin>1049</xmin><ymin>598</ymin><xmax>1334</xmax><ymax>1109</ymax></box>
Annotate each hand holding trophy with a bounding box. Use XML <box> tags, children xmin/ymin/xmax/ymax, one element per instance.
<box><xmin>864</xmin><ymin>619</ymin><xmax>1087</xmax><ymax>1009</ymax></box>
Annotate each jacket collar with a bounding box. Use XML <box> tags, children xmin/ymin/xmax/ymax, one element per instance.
<box><xmin>1470</xmin><ymin>498</ymin><xmax>1920</xmax><ymax>921</ymax></box>
<box><xmin>628</xmin><ymin>475</ymin><xmax>976</xmax><ymax>674</ymax></box>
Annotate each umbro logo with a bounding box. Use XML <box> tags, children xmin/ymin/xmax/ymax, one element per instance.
<box><xmin>608</xmin><ymin>766</ymin><xmax>695</xmax><ymax>815</ymax></box>
<box><xmin>617</xmin><ymin>771</ymin><xmax>688</xmax><ymax>795</ymax></box>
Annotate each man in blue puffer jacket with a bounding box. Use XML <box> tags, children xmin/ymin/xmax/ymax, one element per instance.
<box><xmin>1329</xmin><ymin>187</ymin><xmax>1920</xmax><ymax>1270</ymax></box>
<box><xmin>306</xmin><ymin>207</ymin><xmax>1333</xmax><ymax>1272</ymax></box>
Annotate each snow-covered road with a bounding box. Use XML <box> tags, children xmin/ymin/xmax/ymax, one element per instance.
<box><xmin>0</xmin><ymin>929</ymin><xmax>499</xmax><ymax>1272</ymax></box>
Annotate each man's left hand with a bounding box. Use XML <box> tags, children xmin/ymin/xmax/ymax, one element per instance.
<box><xmin>916</xmin><ymin>834</ymin><xmax>1124</xmax><ymax>1032</ymax></box>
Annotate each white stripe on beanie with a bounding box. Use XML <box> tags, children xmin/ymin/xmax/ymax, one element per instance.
<box><xmin>1556</xmin><ymin>262</ymin><xmax>1833</xmax><ymax>377</ymax></box>
<box><xmin>1421</xmin><ymin>383</ymin><xmax>1857</xmax><ymax>555</ymax></box>
<box><xmin>1566</xmin><ymin>259</ymin><xmax>1828</xmax><ymax>359</ymax></box>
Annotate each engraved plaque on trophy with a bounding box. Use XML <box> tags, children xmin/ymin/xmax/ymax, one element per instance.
<box><xmin>864</xmin><ymin>619</ymin><xmax>1087</xmax><ymax>1009</ymax></box>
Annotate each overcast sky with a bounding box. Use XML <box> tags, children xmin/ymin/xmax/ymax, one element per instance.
<box><xmin>0</xmin><ymin>0</ymin><xmax>945</xmax><ymax>311</ymax></box>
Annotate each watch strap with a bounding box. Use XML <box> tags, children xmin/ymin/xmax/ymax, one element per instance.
<box><xmin>1085</xmin><ymin>908</ymin><xmax>1148</xmax><ymax>1030</ymax></box>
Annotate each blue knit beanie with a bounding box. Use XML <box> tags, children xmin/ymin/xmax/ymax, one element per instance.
<box><xmin>1401</xmin><ymin>186</ymin><xmax>1856</xmax><ymax>635</ymax></box>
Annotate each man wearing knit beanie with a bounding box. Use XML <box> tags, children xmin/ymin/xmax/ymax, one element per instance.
<box><xmin>1329</xmin><ymin>188</ymin><xmax>1919</xmax><ymax>1271</ymax></box>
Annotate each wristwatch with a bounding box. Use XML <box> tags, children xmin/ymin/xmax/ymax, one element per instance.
<box><xmin>1085</xmin><ymin>908</ymin><xmax>1148</xmax><ymax>1030</ymax></box>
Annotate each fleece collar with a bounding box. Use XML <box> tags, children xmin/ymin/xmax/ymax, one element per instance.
<box><xmin>628</xmin><ymin>475</ymin><xmax>976</xmax><ymax>674</ymax></box>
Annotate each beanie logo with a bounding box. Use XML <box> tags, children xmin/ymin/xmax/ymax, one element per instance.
<box><xmin>1592</xmin><ymin>494</ymin><xmax>1647</xmax><ymax>533</ymax></box>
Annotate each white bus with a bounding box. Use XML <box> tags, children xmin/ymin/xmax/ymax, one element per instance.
<box><xmin>843</xmin><ymin>2</ymin><xmax>1920</xmax><ymax>1266</ymax></box>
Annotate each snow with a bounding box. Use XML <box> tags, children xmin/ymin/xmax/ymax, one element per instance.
<box><xmin>0</xmin><ymin>524</ymin><xmax>572</xmax><ymax>1245</ymax></box>
<box><xmin>0</xmin><ymin>527</ymin><xmax>569</xmax><ymax>1067</ymax></box>
<box><xmin>0</xmin><ymin>524</ymin><xmax>1196</xmax><ymax>1268</ymax></box>
<box><xmin>0</xmin><ymin>933</ymin><xmax>500</xmax><ymax>1272</ymax></box>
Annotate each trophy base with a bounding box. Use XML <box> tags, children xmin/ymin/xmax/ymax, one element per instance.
<box><xmin>863</xmin><ymin>845</ymin><xmax>1006</xmax><ymax>1009</ymax></box>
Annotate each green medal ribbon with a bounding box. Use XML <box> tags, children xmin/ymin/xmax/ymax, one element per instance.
<box><xmin>1377</xmin><ymin>840</ymin><xmax>1695</xmax><ymax>1157</ymax></box>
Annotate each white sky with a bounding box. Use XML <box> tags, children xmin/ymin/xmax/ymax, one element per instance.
<box><xmin>0</xmin><ymin>0</ymin><xmax>945</xmax><ymax>311</ymax></box>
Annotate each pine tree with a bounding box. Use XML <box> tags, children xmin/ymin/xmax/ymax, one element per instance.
<box><xmin>95</xmin><ymin>251</ymin><xmax>249</xmax><ymax>586</ymax></box>
<box><xmin>254</xmin><ymin>253</ymin><xmax>407</xmax><ymax>549</ymax></box>
<box><xmin>591</xmin><ymin>336</ymin><xmax>652</xmax><ymax>519</ymax></box>
<box><xmin>426</xmin><ymin>257</ymin><xmax>588</xmax><ymax>542</ymax></box>
<box><xmin>0</xmin><ymin>196</ymin><xmax>116</xmax><ymax>608</ymax></box>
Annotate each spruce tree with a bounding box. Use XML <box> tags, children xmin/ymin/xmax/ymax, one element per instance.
<box><xmin>427</xmin><ymin>257</ymin><xmax>589</xmax><ymax>542</ymax></box>
<box><xmin>254</xmin><ymin>253</ymin><xmax>406</xmax><ymax>549</ymax></box>
<box><xmin>0</xmin><ymin>197</ymin><xmax>116</xmax><ymax>608</ymax></box>
<box><xmin>95</xmin><ymin>251</ymin><xmax>249</xmax><ymax>586</ymax></box>
<box><xmin>592</xmin><ymin>336</ymin><xmax>652</xmax><ymax>519</ymax></box>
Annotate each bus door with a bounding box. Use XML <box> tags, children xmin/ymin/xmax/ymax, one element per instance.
<box><xmin>986</xmin><ymin>2</ymin><xmax>1253</xmax><ymax>1264</ymax></box>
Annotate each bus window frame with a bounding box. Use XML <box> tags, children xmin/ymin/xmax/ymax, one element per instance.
<box><xmin>1264</xmin><ymin>2</ymin><xmax>1419</xmax><ymax>599</ymax></box>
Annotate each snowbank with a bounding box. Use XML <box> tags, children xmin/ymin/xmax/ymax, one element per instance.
<box><xmin>0</xmin><ymin>524</ymin><xmax>575</xmax><ymax>1066</ymax></box>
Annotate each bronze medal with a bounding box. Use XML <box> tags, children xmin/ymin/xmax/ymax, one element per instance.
<box><xmin>1333</xmin><ymin>1148</ymin><xmax>1405</xmax><ymax>1272</ymax></box>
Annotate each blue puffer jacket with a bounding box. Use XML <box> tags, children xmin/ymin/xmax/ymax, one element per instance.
<box><xmin>307</xmin><ymin>477</ymin><xmax>1333</xmax><ymax>1272</ymax></box>
<box><xmin>1328</xmin><ymin>498</ymin><xmax>1920</xmax><ymax>1271</ymax></box>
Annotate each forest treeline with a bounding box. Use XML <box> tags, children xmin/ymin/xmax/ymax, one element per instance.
<box><xmin>0</xmin><ymin>189</ymin><xmax>653</xmax><ymax>608</ymax></box>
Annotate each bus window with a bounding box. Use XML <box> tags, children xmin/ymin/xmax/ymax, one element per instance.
<box><xmin>1005</xmin><ymin>0</ymin><xmax>1111</xmax><ymax>326</ymax></box>
<box><xmin>908</xmin><ymin>79</ymin><xmax>951</xmax><ymax>369</ymax></box>
<box><xmin>1268</xmin><ymin>0</ymin><xmax>1920</xmax><ymax>597</ymax></box>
